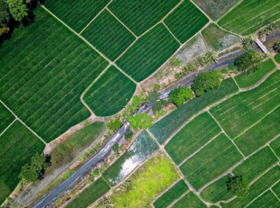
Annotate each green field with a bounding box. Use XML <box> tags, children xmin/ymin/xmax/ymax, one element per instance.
<box><xmin>44</xmin><ymin>0</ymin><xmax>110</xmax><ymax>32</ymax></box>
<box><xmin>110</xmin><ymin>153</ymin><xmax>179</xmax><ymax>207</ymax></box>
<box><xmin>211</xmin><ymin>71</ymin><xmax>280</xmax><ymax>139</ymax></box>
<box><xmin>165</xmin><ymin>112</ymin><xmax>221</xmax><ymax>165</ymax></box>
<box><xmin>180</xmin><ymin>134</ymin><xmax>242</xmax><ymax>190</ymax></box>
<box><xmin>164</xmin><ymin>1</ymin><xmax>208</xmax><ymax>43</ymax></box>
<box><xmin>232</xmin><ymin>147</ymin><xmax>278</xmax><ymax>182</ymax></box>
<box><xmin>153</xmin><ymin>180</ymin><xmax>189</xmax><ymax>208</ymax></box>
<box><xmin>275</xmin><ymin>53</ymin><xmax>280</xmax><ymax>64</ymax></box>
<box><xmin>223</xmin><ymin>165</ymin><xmax>280</xmax><ymax>208</ymax></box>
<box><xmin>150</xmin><ymin>78</ymin><xmax>238</xmax><ymax>144</ymax></box>
<box><xmin>65</xmin><ymin>177</ymin><xmax>110</xmax><ymax>208</ymax></box>
<box><xmin>0</xmin><ymin>8</ymin><xmax>109</xmax><ymax>142</ymax></box>
<box><xmin>0</xmin><ymin>103</ymin><xmax>14</xmax><ymax>133</ymax></box>
<box><xmin>201</xmin><ymin>174</ymin><xmax>234</xmax><ymax>203</ymax></box>
<box><xmin>270</xmin><ymin>137</ymin><xmax>280</xmax><ymax>158</ymax></box>
<box><xmin>234</xmin><ymin>106</ymin><xmax>280</xmax><ymax>156</ymax></box>
<box><xmin>108</xmin><ymin>0</ymin><xmax>180</xmax><ymax>36</ymax></box>
<box><xmin>192</xmin><ymin>0</ymin><xmax>240</xmax><ymax>20</ymax></box>
<box><xmin>218</xmin><ymin>0</ymin><xmax>280</xmax><ymax>35</ymax></box>
<box><xmin>247</xmin><ymin>190</ymin><xmax>280</xmax><ymax>208</ymax></box>
<box><xmin>201</xmin><ymin>24</ymin><xmax>239</xmax><ymax>52</ymax></box>
<box><xmin>116</xmin><ymin>24</ymin><xmax>180</xmax><ymax>82</ymax></box>
<box><xmin>81</xmin><ymin>10</ymin><xmax>135</xmax><ymax>60</ymax></box>
<box><xmin>235</xmin><ymin>59</ymin><xmax>276</xmax><ymax>88</ymax></box>
<box><xmin>272</xmin><ymin>181</ymin><xmax>280</xmax><ymax>198</ymax></box>
<box><xmin>83</xmin><ymin>66</ymin><xmax>136</xmax><ymax>116</ymax></box>
<box><xmin>0</xmin><ymin>121</ymin><xmax>45</xmax><ymax>204</ymax></box>
<box><xmin>171</xmin><ymin>192</ymin><xmax>206</xmax><ymax>208</ymax></box>
<box><xmin>103</xmin><ymin>131</ymin><xmax>158</xmax><ymax>186</ymax></box>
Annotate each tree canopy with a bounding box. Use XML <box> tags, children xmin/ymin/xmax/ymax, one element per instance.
<box><xmin>227</xmin><ymin>175</ymin><xmax>249</xmax><ymax>198</ymax></box>
<box><xmin>168</xmin><ymin>87</ymin><xmax>193</xmax><ymax>107</ymax></box>
<box><xmin>192</xmin><ymin>70</ymin><xmax>222</xmax><ymax>97</ymax></box>
<box><xmin>234</xmin><ymin>50</ymin><xmax>262</xmax><ymax>72</ymax></box>
<box><xmin>129</xmin><ymin>113</ymin><xmax>153</xmax><ymax>130</ymax></box>
<box><xmin>7</xmin><ymin>0</ymin><xmax>28</xmax><ymax>21</ymax></box>
<box><xmin>107</xmin><ymin>118</ymin><xmax>122</xmax><ymax>132</ymax></box>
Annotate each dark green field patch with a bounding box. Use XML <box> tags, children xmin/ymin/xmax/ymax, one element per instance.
<box><xmin>270</xmin><ymin>137</ymin><xmax>280</xmax><ymax>159</ymax></box>
<box><xmin>81</xmin><ymin>10</ymin><xmax>136</xmax><ymax>60</ymax></box>
<box><xmin>211</xmin><ymin>71</ymin><xmax>280</xmax><ymax>139</ymax></box>
<box><xmin>153</xmin><ymin>180</ymin><xmax>189</xmax><ymax>208</ymax></box>
<box><xmin>108</xmin><ymin>0</ymin><xmax>180</xmax><ymax>36</ymax></box>
<box><xmin>65</xmin><ymin>177</ymin><xmax>110</xmax><ymax>208</ymax></box>
<box><xmin>0</xmin><ymin>121</ymin><xmax>45</xmax><ymax>204</ymax></box>
<box><xmin>247</xmin><ymin>191</ymin><xmax>280</xmax><ymax>208</ymax></box>
<box><xmin>0</xmin><ymin>103</ymin><xmax>14</xmax><ymax>134</ymax></box>
<box><xmin>171</xmin><ymin>192</ymin><xmax>206</xmax><ymax>208</ymax></box>
<box><xmin>116</xmin><ymin>24</ymin><xmax>180</xmax><ymax>82</ymax></box>
<box><xmin>150</xmin><ymin>78</ymin><xmax>238</xmax><ymax>144</ymax></box>
<box><xmin>164</xmin><ymin>1</ymin><xmax>208</xmax><ymax>43</ymax></box>
<box><xmin>235</xmin><ymin>106</ymin><xmax>280</xmax><ymax>156</ymax></box>
<box><xmin>0</xmin><ymin>8</ymin><xmax>108</xmax><ymax>142</ymax></box>
<box><xmin>44</xmin><ymin>0</ymin><xmax>110</xmax><ymax>32</ymax></box>
<box><xmin>165</xmin><ymin>112</ymin><xmax>221</xmax><ymax>165</ymax></box>
<box><xmin>180</xmin><ymin>134</ymin><xmax>242</xmax><ymax>190</ymax></box>
<box><xmin>201</xmin><ymin>174</ymin><xmax>234</xmax><ymax>203</ymax></box>
<box><xmin>235</xmin><ymin>59</ymin><xmax>276</xmax><ymax>88</ymax></box>
<box><xmin>84</xmin><ymin>66</ymin><xmax>136</xmax><ymax>116</ymax></box>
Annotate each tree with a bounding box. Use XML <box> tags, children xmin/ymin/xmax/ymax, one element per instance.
<box><xmin>107</xmin><ymin>118</ymin><xmax>122</xmax><ymax>132</ymax></box>
<box><xmin>192</xmin><ymin>70</ymin><xmax>222</xmax><ymax>97</ymax></box>
<box><xmin>132</xmin><ymin>95</ymin><xmax>142</xmax><ymax>111</ymax></box>
<box><xmin>234</xmin><ymin>50</ymin><xmax>261</xmax><ymax>72</ymax></box>
<box><xmin>273</xmin><ymin>41</ymin><xmax>280</xmax><ymax>53</ymax></box>
<box><xmin>129</xmin><ymin>113</ymin><xmax>153</xmax><ymax>130</ymax></box>
<box><xmin>169</xmin><ymin>87</ymin><xmax>193</xmax><ymax>107</ymax></box>
<box><xmin>147</xmin><ymin>91</ymin><xmax>160</xmax><ymax>102</ymax></box>
<box><xmin>0</xmin><ymin>0</ymin><xmax>10</xmax><ymax>35</ymax></box>
<box><xmin>227</xmin><ymin>175</ymin><xmax>249</xmax><ymax>198</ymax></box>
<box><xmin>7</xmin><ymin>0</ymin><xmax>28</xmax><ymax>21</ymax></box>
<box><xmin>152</xmin><ymin>100</ymin><xmax>169</xmax><ymax>113</ymax></box>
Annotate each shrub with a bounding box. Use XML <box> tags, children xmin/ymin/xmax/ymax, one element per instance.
<box><xmin>234</xmin><ymin>50</ymin><xmax>261</xmax><ymax>72</ymax></box>
<box><xmin>147</xmin><ymin>91</ymin><xmax>160</xmax><ymax>102</ymax></box>
<box><xmin>227</xmin><ymin>175</ymin><xmax>249</xmax><ymax>198</ymax></box>
<box><xmin>129</xmin><ymin>113</ymin><xmax>153</xmax><ymax>130</ymax></box>
<box><xmin>169</xmin><ymin>87</ymin><xmax>193</xmax><ymax>107</ymax></box>
<box><xmin>152</xmin><ymin>100</ymin><xmax>170</xmax><ymax>113</ymax></box>
<box><xmin>107</xmin><ymin>118</ymin><xmax>122</xmax><ymax>132</ymax></box>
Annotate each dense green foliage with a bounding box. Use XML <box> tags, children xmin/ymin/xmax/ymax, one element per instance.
<box><xmin>129</xmin><ymin>113</ymin><xmax>153</xmax><ymax>130</ymax></box>
<box><xmin>0</xmin><ymin>121</ymin><xmax>45</xmax><ymax>204</ymax></box>
<box><xmin>117</xmin><ymin>24</ymin><xmax>180</xmax><ymax>82</ymax></box>
<box><xmin>147</xmin><ymin>91</ymin><xmax>160</xmax><ymax>102</ymax></box>
<box><xmin>180</xmin><ymin>134</ymin><xmax>242</xmax><ymax>190</ymax></box>
<box><xmin>150</xmin><ymin>78</ymin><xmax>238</xmax><ymax>144</ymax></box>
<box><xmin>193</xmin><ymin>71</ymin><xmax>222</xmax><ymax>96</ymax></box>
<box><xmin>227</xmin><ymin>175</ymin><xmax>249</xmax><ymax>198</ymax></box>
<box><xmin>107</xmin><ymin>118</ymin><xmax>122</xmax><ymax>132</ymax></box>
<box><xmin>84</xmin><ymin>66</ymin><xmax>136</xmax><ymax>117</ymax></box>
<box><xmin>65</xmin><ymin>178</ymin><xmax>110</xmax><ymax>208</ymax></box>
<box><xmin>153</xmin><ymin>180</ymin><xmax>189</xmax><ymax>208</ymax></box>
<box><xmin>211</xmin><ymin>71</ymin><xmax>280</xmax><ymax>138</ymax></box>
<box><xmin>7</xmin><ymin>0</ymin><xmax>27</xmax><ymax>21</ymax></box>
<box><xmin>234</xmin><ymin>50</ymin><xmax>262</xmax><ymax>72</ymax></box>
<box><xmin>164</xmin><ymin>1</ymin><xmax>208</xmax><ymax>43</ymax></box>
<box><xmin>172</xmin><ymin>192</ymin><xmax>207</xmax><ymax>208</ymax></box>
<box><xmin>165</xmin><ymin>112</ymin><xmax>221</xmax><ymax>164</ymax></box>
<box><xmin>0</xmin><ymin>0</ymin><xmax>10</xmax><ymax>35</ymax></box>
<box><xmin>152</xmin><ymin>100</ymin><xmax>169</xmax><ymax>113</ymax></box>
<box><xmin>0</xmin><ymin>103</ymin><xmax>14</xmax><ymax>133</ymax></box>
<box><xmin>109</xmin><ymin>0</ymin><xmax>180</xmax><ymax>36</ymax></box>
<box><xmin>218</xmin><ymin>0</ymin><xmax>280</xmax><ymax>35</ymax></box>
<box><xmin>44</xmin><ymin>0</ymin><xmax>110</xmax><ymax>32</ymax></box>
<box><xmin>169</xmin><ymin>87</ymin><xmax>193</xmax><ymax>107</ymax></box>
<box><xmin>81</xmin><ymin>10</ymin><xmax>135</xmax><ymax>60</ymax></box>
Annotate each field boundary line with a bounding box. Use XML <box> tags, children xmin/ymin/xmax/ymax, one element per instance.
<box><xmin>0</xmin><ymin>99</ymin><xmax>47</xmax><ymax>145</ymax></box>
<box><xmin>0</xmin><ymin>118</ymin><xmax>17</xmax><ymax>137</ymax></box>
<box><xmin>166</xmin><ymin>190</ymin><xmax>190</xmax><ymax>208</ymax></box>
<box><xmin>178</xmin><ymin>132</ymin><xmax>223</xmax><ymax>167</ymax></box>
<box><xmin>269</xmin><ymin>145</ymin><xmax>280</xmax><ymax>161</ymax></box>
<box><xmin>162</xmin><ymin>22</ymin><xmax>182</xmax><ymax>45</ymax></box>
<box><xmin>233</xmin><ymin>104</ymin><xmax>280</xmax><ymax>140</ymax></box>
<box><xmin>271</xmin><ymin>188</ymin><xmax>280</xmax><ymax>202</ymax></box>
<box><xmin>207</xmin><ymin>110</ymin><xmax>246</xmax><ymax>159</ymax></box>
<box><xmin>189</xmin><ymin>0</ymin><xmax>213</xmax><ymax>22</ymax></box>
<box><xmin>79</xmin><ymin>0</ymin><xmax>113</xmax><ymax>34</ymax></box>
<box><xmin>41</xmin><ymin>6</ymin><xmax>138</xmax><ymax>85</ymax></box>
<box><xmin>232</xmin><ymin>76</ymin><xmax>241</xmax><ymax>91</ymax></box>
<box><xmin>216</xmin><ymin>0</ymin><xmax>244</xmax><ymax>22</ymax></box>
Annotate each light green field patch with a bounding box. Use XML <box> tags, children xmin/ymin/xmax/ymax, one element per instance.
<box><xmin>165</xmin><ymin>112</ymin><xmax>221</xmax><ymax>165</ymax></box>
<box><xmin>180</xmin><ymin>134</ymin><xmax>242</xmax><ymax>190</ymax></box>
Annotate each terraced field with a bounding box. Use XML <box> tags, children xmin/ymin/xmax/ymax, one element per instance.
<box><xmin>218</xmin><ymin>0</ymin><xmax>280</xmax><ymax>35</ymax></box>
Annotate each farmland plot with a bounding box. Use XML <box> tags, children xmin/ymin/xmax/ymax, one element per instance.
<box><xmin>153</xmin><ymin>180</ymin><xmax>189</xmax><ymax>208</ymax></box>
<box><xmin>150</xmin><ymin>78</ymin><xmax>238</xmax><ymax>144</ymax></box>
<box><xmin>218</xmin><ymin>0</ymin><xmax>280</xmax><ymax>35</ymax></box>
<box><xmin>180</xmin><ymin>134</ymin><xmax>242</xmax><ymax>190</ymax></box>
<box><xmin>223</xmin><ymin>165</ymin><xmax>280</xmax><ymax>208</ymax></box>
<box><xmin>246</xmin><ymin>190</ymin><xmax>280</xmax><ymax>208</ymax></box>
<box><xmin>165</xmin><ymin>112</ymin><xmax>221</xmax><ymax>165</ymax></box>
<box><xmin>81</xmin><ymin>10</ymin><xmax>136</xmax><ymax>61</ymax></box>
<box><xmin>83</xmin><ymin>66</ymin><xmax>136</xmax><ymax>117</ymax></box>
<box><xmin>0</xmin><ymin>103</ymin><xmax>14</xmax><ymax>133</ymax></box>
<box><xmin>44</xmin><ymin>0</ymin><xmax>110</xmax><ymax>32</ymax></box>
<box><xmin>171</xmin><ymin>192</ymin><xmax>206</xmax><ymax>208</ymax></box>
<box><xmin>272</xmin><ymin>181</ymin><xmax>280</xmax><ymax>198</ymax></box>
<box><xmin>0</xmin><ymin>121</ymin><xmax>45</xmax><ymax>204</ymax></box>
<box><xmin>270</xmin><ymin>137</ymin><xmax>280</xmax><ymax>158</ymax></box>
<box><xmin>234</xmin><ymin>106</ymin><xmax>280</xmax><ymax>156</ymax></box>
<box><xmin>210</xmin><ymin>71</ymin><xmax>280</xmax><ymax>139</ymax></box>
<box><xmin>108</xmin><ymin>0</ymin><xmax>180</xmax><ymax>36</ymax></box>
<box><xmin>0</xmin><ymin>8</ymin><xmax>109</xmax><ymax>142</ymax></box>
<box><xmin>116</xmin><ymin>24</ymin><xmax>180</xmax><ymax>82</ymax></box>
<box><xmin>164</xmin><ymin>1</ymin><xmax>209</xmax><ymax>43</ymax></box>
